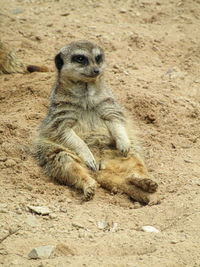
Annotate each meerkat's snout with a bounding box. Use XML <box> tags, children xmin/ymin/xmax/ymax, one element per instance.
<box><xmin>91</xmin><ymin>67</ymin><xmax>100</xmax><ymax>76</ymax></box>
<box><xmin>82</xmin><ymin>65</ymin><xmax>101</xmax><ymax>78</ymax></box>
<box><xmin>93</xmin><ymin>68</ymin><xmax>99</xmax><ymax>74</ymax></box>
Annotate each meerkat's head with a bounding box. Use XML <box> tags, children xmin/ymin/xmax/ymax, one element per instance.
<box><xmin>55</xmin><ymin>40</ymin><xmax>106</xmax><ymax>83</ymax></box>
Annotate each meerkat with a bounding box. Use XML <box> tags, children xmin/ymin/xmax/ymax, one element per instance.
<box><xmin>34</xmin><ymin>40</ymin><xmax>159</xmax><ymax>205</ymax></box>
<box><xmin>0</xmin><ymin>38</ymin><xmax>49</xmax><ymax>74</ymax></box>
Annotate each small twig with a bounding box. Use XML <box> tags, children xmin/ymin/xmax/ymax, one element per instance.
<box><xmin>0</xmin><ymin>227</ymin><xmax>21</xmax><ymax>244</ymax></box>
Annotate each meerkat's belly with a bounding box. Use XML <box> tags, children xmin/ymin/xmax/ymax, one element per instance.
<box><xmin>73</xmin><ymin>110</ymin><xmax>114</xmax><ymax>148</ymax></box>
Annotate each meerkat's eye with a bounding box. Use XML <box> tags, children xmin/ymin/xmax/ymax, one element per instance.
<box><xmin>95</xmin><ymin>54</ymin><xmax>103</xmax><ymax>64</ymax></box>
<box><xmin>71</xmin><ymin>55</ymin><xmax>88</xmax><ymax>65</ymax></box>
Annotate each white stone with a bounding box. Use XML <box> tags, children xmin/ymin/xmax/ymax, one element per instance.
<box><xmin>111</xmin><ymin>222</ymin><xmax>118</xmax><ymax>233</ymax></box>
<box><xmin>97</xmin><ymin>221</ymin><xmax>108</xmax><ymax>230</ymax></box>
<box><xmin>28</xmin><ymin>245</ymin><xmax>55</xmax><ymax>259</ymax></box>
<box><xmin>120</xmin><ymin>8</ymin><xmax>127</xmax><ymax>13</ymax></box>
<box><xmin>192</xmin><ymin>178</ymin><xmax>200</xmax><ymax>186</ymax></box>
<box><xmin>0</xmin><ymin>203</ymin><xmax>7</xmax><ymax>209</ymax></box>
<box><xmin>28</xmin><ymin>205</ymin><xmax>51</xmax><ymax>215</ymax></box>
<box><xmin>194</xmin><ymin>78</ymin><xmax>200</xmax><ymax>83</ymax></box>
<box><xmin>141</xmin><ymin>226</ymin><xmax>159</xmax><ymax>233</ymax></box>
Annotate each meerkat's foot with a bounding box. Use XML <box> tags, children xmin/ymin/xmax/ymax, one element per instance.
<box><xmin>121</xmin><ymin>181</ymin><xmax>160</xmax><ymax>205</ymax></box>
<box><xmin>147</xmin><ymin>193</ymin><xmax>161</xmax><ymax>206</ymax></box>
<box><xmin>83</xmin><ymin>179</ymin><xmax>96</xmax><ymax>201</ymax></box>
<box><xmin>127</xmin><ymin>177</ymin><xmax>158</xmax><ymax>193</ymax></box>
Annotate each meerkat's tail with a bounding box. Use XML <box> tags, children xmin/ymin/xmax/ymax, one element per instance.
<box><xmin>27</xmin><ymin>65</ymin><xmax>49</xmax><ymax>73</ymax></box>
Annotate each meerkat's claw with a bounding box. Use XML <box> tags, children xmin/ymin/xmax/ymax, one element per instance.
<box><xmin>116</xmin><ymin>139</ymin><xmax>130</xmax><ymax>157</ymax></box>
<box><xmin>145</xmin><ymin>179</ymin><xmax>158</xmax><ymax>193</ymax></box>
<box><xmin>84</xmin><ymin>183</ymin><xmax>96</xmax><ymax>201</ymax></box>
<box><xmin>137</xmin><ymin>178</ymin><xmax>158</xmax><ymax>193</ymax></box>
<box><xmin>121</xmin><ymin>147</ymin><xmax>130</xmax><ymax>157</ymax></box>
<box><xmin>85</xmin><ymin>160</ymin><xmax>97</xmax><ymax>172</ymax></box>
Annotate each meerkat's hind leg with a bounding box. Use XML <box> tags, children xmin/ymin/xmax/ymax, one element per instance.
<box><xmin>96</xmin><ymin>156</ymin><xmax>160</xmax><ymax>205</ymax></box>
<box><xmin>123</xmin><ymin>154</ymin><xmax>158</xmax><ymax>193</ymax></box>
<box><xmin>35</xmin><ymin>140</ymin><xmax>97</xmax><ymax>200</ymax></box>
<box><xmin>96</xmin><ymin>170</ymin><xmax>159</xmax><ymax>205</ymax></box>
<box><xmin>67</xmin><ymin>160</ymin><xmax>97</xmax><ymax>201</ymax></box>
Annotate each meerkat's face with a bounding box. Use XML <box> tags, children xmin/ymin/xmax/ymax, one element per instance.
<box><xmin>55</xmin><ymin>41</ymin><xmax>106</xmax><ymax>82</ymax></box>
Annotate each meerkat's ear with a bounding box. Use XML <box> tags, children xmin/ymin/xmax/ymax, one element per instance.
<box><xmin>55</xmin><ymin>53</ymin><xmax>64</xmax><ymax>71</ymax></box>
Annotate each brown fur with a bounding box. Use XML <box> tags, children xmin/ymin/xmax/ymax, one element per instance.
<box><xmin>34</xmin><ymin>40</ymin><xmax>159</xmax><ymax>205</ymax></box>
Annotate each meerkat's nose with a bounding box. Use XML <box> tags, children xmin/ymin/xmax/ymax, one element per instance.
<box><xmin>93</xmin><ymin>68</ymin><xmax>100</xmax><ymax>75</ymax></box>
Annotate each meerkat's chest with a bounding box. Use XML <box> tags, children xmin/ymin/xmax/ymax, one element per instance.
<box><xmin>73</xmin><ymin>109</ymin><xmax>112</xmax><ymax>146</ymax></box>
<box><xmin>75</xmin><ymin>109</ymin><xmax>105</xmax><ymax>131</ymax></box>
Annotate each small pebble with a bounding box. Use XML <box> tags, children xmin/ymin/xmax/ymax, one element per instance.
<box><xmin>88</xmin><ymin>218</ymin><xmax>95</xmax><ymax>223</ymax></box>
<box><xmin>49</xmin><ymin>213</ymin><xmax>57</xmax><ymax>219</ymax></box>
<box><xmin>194</xmin><ymin>78</ymin><xmax>200</xmax><ymax>83</ymax></box>
<box><xmin>184</xmin><ymin>159</ymin><xmax>194</xmax><ymax>163</ymax></box>
<box><xmin>66</xmin><ymin>198</ymin><xmax>72</xmax><ymax>203</ymax></box>
<box><xmin>97</xmin><ymin>221</ymin><xmax>108</xmax><ymax>230</ymax></box>
<box><xmin>141</xmin><ymin>226</ymin><xmax>160</xmax><ymax>233</ymax></box>
<box><xmin>113</xmin><ymin>64</ymin><xmax>119</xmax><ymax>69</ymax></box>
<box><xmin>60</xmin><ymin>206</ymin><xmax>67</xmax><ymax>213</ymax></box>
<box><xmin>110</xmin><ymin>222</ymin><xmax>118</xmax><ymax>233</ymax></box>
<box><xmin>192</xmin><ymin>178</ymin><xmax>200</xmax><ymax>186</ymax></box>
<box><xmin>0</xmin><ymin>203</ymin><xmax>8</xmax><ymax>209</ymax></box>
<box><xmin>28</xmin><ymin>205</ymin><xmax>51</xmax><ymax>215</ymax></box>
<box><xmin>0</xmin><ymin>157</ymin><xmax>7</xmax><ymax>162</ymax></box>
<box><xmin>120</xmin><ymin>8</ymin><xmax>127</xmax><ymax>13</ymax></box>
<box><xmin>87</xmin><ymin>232</ymin><xmax>94</xmax><ymax>238</ymax></box>
<box><xmin>60</xmin><ymin>13</ymin><xmax>70</xmax><ymax>16</ymax></box>
<box><xmin>0</xmin><ymin>203</ymin><xmax>8</xmax><ymax>213</ymax></box>
<box><xmin>171</xmin><ymin>240</ymin><xmax>178</xmax><ymax>244</ymax></box>
<box><xmin>28</xmin><ymin>245</ymin><xmax>55</xmax><ymax>259</ymax></box>
<box><xmin>72</xmin><ymin>222</ymin><xmax>85</xmax><ymax>229</ymax></box>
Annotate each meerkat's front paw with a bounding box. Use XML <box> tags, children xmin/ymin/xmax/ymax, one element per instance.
<box><xmin>79</xmin><ymin>149</ymin><xmax>97</xmax><ymax>172</ymax></box>
<box><xmin>116</xmin><ymin>139</ymin><xmax>130</xmax><ymax>157</ymax></box>
<box><xmin>84</xmin><ymin>180</ymin><xmax>96</xmax><ymax>201</ymax></box>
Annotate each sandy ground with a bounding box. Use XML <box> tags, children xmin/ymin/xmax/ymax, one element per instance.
<box><xmin>0</xmin><ymin>0</ymin><xmax>200</xmax><ymax>266</ymax></box>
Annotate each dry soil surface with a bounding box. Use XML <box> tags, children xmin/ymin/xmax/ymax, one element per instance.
<box><xmin>0</xmin><ymin>0</ymin><xmax>200</xmax><ymax>266</ymax></box>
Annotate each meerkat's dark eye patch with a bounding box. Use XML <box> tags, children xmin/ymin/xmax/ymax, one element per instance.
<box><xmin>71</xmin><ymin>55</ymin><xmax>88</xmax><ymax>65</ymax></box>
<box><xmin>55</xmin><ymin>53</ymin><xmax>64</xmax><ymax>72</ymax></box>
<box><xmin>95</xmin><ymin>54</ymin><xmax>103</xmax><ymax>64</ymax></box>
